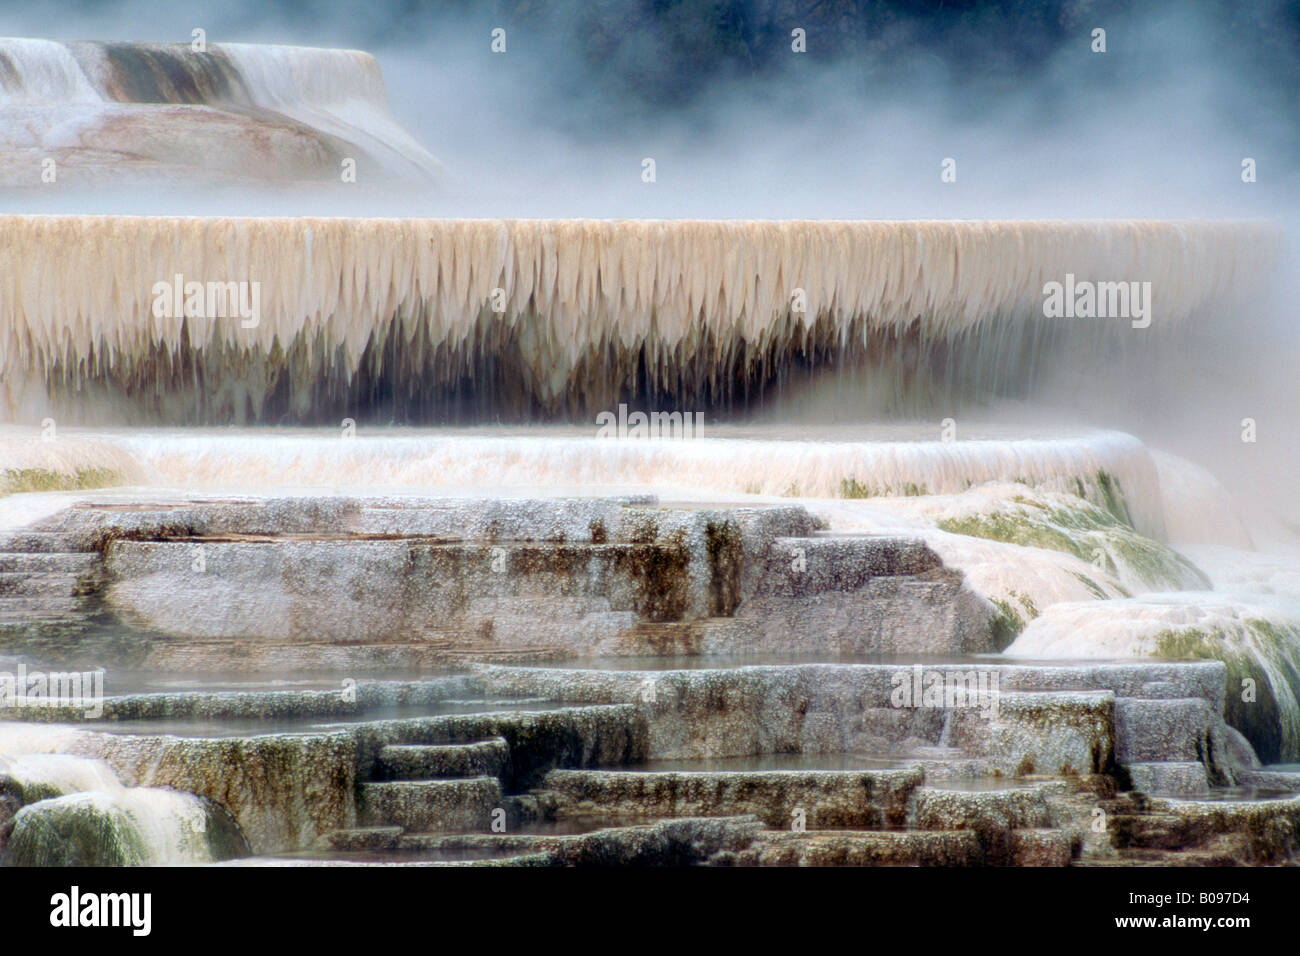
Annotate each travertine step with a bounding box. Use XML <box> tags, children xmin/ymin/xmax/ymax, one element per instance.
<box><xmin>0</xmin><ymin>596</ymin><xmax>86</xmax><ymax>618</ymax></box>
<box><xmin>0</xmin><ymin>572</ymin><xmax>82</xmax><ymax>597</ymax></box>
<box><xmin>728</xmin><ymin>829</ymin><xmax>984</xmax><ymax>866</ymax></box>
<box><xmin>0</xmin><ymin>533</ymin><xmax>86</xmax><ymax>554</ymax></box>
<box><xmin>374</xmin><ymin>738</ymin><xmax>510</xmax><ymax>781</ymax></box>
<box><xmin>911</xmin><ymin>785</ymin><xmax>1056</xmax><ymax>831</ymax></box>
<box><xmin>0</xmin><ymin>603</ymin><xmax>92</xmax><ymax>630</ymax></box>
<box><xmin>1113</xmin><ymin>697</ymin><xmax>1214</xmax><ymax>764</ymax></box>
<box><xmin>358</xmin><ymin>778</ymin><xmax>503</xmax><ymax>832</ymax></box>
<box><xmin>324</xmin><ymin>827</ymin><xmax>404</xmax><ymax>852</ymax></box>
<box><xmin>723</xmin><ymin>827</ymin><xmax>1074</xmax><ymax>867</ymax></box>
<box><xmin>322</xmin><ymin>816</ymin><xmax>767</xmax><ymax>866</ymax></box>
<box><xmin>0</xmin><ymin>552</ymin><xmax>98</xmax><ymax>574</ymax></box>
<box><xmin>1079</xmin><ymin>841</ymin><xmax>1247</xmax><ymax>867</ymax></box>
<box><xmin>1106</xmin><ymin>812</ymin><xmax>1194</xmax><ymax>851</ymax></box>
<box><xmin>1237</xmin><ymin>769</ymin><xmax>1300</xmax><ymax>792</ymax></box>
<box><xmin>943</xmin><ymin>689</ymin><xmax>1118</xmax><ymax>777</ymax></box>
<box><xmin>759</xmin><ymin>536</ymin><xmax>940</xmax><ymax>594</ymax></box>
<box><xmin>0</xmin><ymin>550</ymin><xmax>100</xmax><ymax>634</ymax></box>
<box><xmin>540</xmin><ymin>768</ymin><xmax>923</xmax><ymax>828</ymax></box>
<box><xmin>1126</xmin><ymin>761</ymin><xmax>1209</xmax><ymax>797</ymax></box>
<box><xmin>328</xmin><ymin>820</ymin><xmax>1076</xmax><ymax>867</ymax></box>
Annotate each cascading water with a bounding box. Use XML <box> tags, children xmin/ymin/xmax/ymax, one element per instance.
<box><xmin>43</xmin><ymin>425</ymin><xmax>1167</xmax><ymax>521</ymax></box>
<box><xmin>0</xmin><ymin>38</ymin><xmax>442</xmax><ymax>189</ymax></box>
<box><xmin>2</xmin><ymin>24</ymin><xmax>1299</xmax><ymax>877</ymax></box>
<box><xmin>0</xmin><ymin>725</ymin><xmax>248</xmax><ymax>865</ymax></box>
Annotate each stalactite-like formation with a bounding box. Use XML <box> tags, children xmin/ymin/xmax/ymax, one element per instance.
<box><xmin>0</xmin><ymin>217</ymin><xmax>1275</xmax><ymax>423</ymax></box>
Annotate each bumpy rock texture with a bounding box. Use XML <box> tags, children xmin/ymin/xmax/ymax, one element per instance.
<box><xmin>0</xmin><ymin>497</ymin><xmax>1000</xmax><ymax>667</ymax></box>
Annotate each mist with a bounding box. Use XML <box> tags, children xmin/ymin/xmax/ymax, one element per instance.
<box><xmin>1</xmin><ymin>0</ymin><xmax>1295</xmax><ymax>532</ymax></box>
<box><xmin>1</xmin><ymin>0</ymin><xmax>1295</xmax><ymax>220</ymax></box>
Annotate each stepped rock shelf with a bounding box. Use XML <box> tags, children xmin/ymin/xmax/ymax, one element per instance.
<box><xmin>1</xmin><ymin>494</ymin><xmax>1297</xmax><ymax>866</ymax></box>
<box><xmin>3</xmin><ymin>33</ymin><xmax>1295</xmax><ymax>872</ymax></box>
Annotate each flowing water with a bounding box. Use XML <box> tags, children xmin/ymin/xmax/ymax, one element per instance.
<box><xmin>2</xmin><ymin>34</ymin><xmax>1298</xmax><ymax>867</ymax></box>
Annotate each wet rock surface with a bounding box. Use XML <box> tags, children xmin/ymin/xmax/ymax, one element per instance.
<box><xmin>2</xmin><ymin>789</ymin><xmax>248</xmax><ymax>866</ymax></box>
<box><xmin>0</xmin><ymin>653</ymin><xmax>1289</xmax><ymax>866</ymax></box>
<box><xmin>0</xmin><ymin>497</ymin><xmax>996</xmax><ymax>668</ymax></box>
<box><xmin>2</xmin><ymin>496</ymin><xmax>1298</xmax><ymax>866</ymax></box>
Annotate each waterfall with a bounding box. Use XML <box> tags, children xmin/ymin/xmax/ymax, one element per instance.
<box><xmin>0</xmin><ymin>38</ymin><xmax>442</xmax><ymax>188</ymax></box>
<box><xmin>0</xmin><ymin>723</ymin><xmax>247</xmax><ymax>866</ymax></box>
<box><xmin>0</xmin><ymin>38</ymin><xmax>103</xmax><ymax>105</ymax></box>
<box><xmin>0</xmin><ymin>217</ymin><xmax>1276</xmax><ymax>423</ymax></box>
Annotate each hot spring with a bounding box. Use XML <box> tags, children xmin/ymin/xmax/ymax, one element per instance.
<box><xmin>2</xmin><ymin>35</ymin><xmax>1299</xmax><ymax>870</ymax></box>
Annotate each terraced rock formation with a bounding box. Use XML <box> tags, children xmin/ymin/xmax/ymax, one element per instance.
<box><xmin>1</xmin><ymin>495</ymin><xmax>1297</xmax><ymax>867</ymax></box>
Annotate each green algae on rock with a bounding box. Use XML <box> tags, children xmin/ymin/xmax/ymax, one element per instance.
<box><xmin>1154</xmin><ymin>620</ymin><xmax>1300</xmax><ymax>765</ymax></box>
<box><xmin>936</xmin><ymin>483</ymin><xmax>1208</xmax><ymax>594</ymax></box>
<box><xmin>0</xmin><ymin>437</ymin><xmax>147</xmax><ymax>496</ymax></box>
<box><xmin>1</xmin><ymin>466</ymin><xmax>125</xmax><ymax>495</ymax></box>
<box><xmin>2</xmin><ymin>789</ymin><xmax>248</xmax><ymax>866</ymax></box>
<box><xmin>1009</xmin><ymin>599</ymin><xmax>1300</xmax><ymax>764</ymax></box>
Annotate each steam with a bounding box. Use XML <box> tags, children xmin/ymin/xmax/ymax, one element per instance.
<box><xmin>0</xmin><ymin>0</ymin><xmax>1295</xmax><ymax>532</ymax></box>
<box><xmin>0</xmin><ymin>1</ymin><xmax>1293</xmax><ymax>218</ymax></box>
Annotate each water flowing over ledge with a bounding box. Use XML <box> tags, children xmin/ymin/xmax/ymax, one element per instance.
<box><xmin>90</xmin><ymin>426</ymin><xmax>1167</xmax><ymax>531</ymax></box>
<box><xmin>0</xmin><ymin>38</ymin><xmax>442</xmax><ymax>188</ymax></box>
<box><xmin>0</xmin><ymin>217</ymin><xmax>1276</xmax><ymax>423</ymax></box>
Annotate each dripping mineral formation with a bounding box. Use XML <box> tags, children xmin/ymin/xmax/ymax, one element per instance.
<box><xmin>0</xmin><ymin>216</ymin><xmax>1275</xmax><ymax>423</ymax></box>
<box><xmin>1</xmin><ymin>36</ymin><xmax>1297</xmax><ymax>869</ymax></box>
